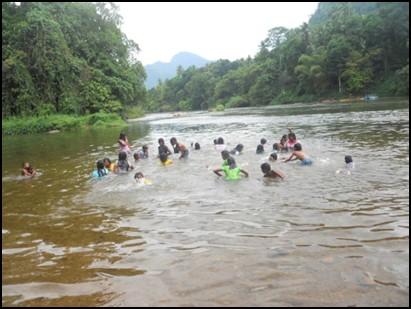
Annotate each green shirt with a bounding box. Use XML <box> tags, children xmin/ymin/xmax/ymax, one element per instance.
<box><xmin>222</xmin><ymin>165</ymin><xmax>241</xmax><ymax>180</ymax></box>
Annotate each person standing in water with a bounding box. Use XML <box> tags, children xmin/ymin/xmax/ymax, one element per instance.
<box><xmin>284</xmin><ymin>143</ymin><xmax>313</xmax><ymax>165</ymax></box>
<box><xmin>118</xmin><ymin>132</ymin><xmax>131</xmax><ymax>156</ymax></box>
<box><xmin>213</xmin><ymin>157</ymin><xmax>249</xmax><ymax>180</ymax></box>
<box><xmin>158</xmin><ymin>138</ymin><xmax>172</xmax><ymax>157</ymax></box>
<box><xmin>170</xmin><ymin>137</ymin><xmax>189</xmax><ymax>159</ymax></box>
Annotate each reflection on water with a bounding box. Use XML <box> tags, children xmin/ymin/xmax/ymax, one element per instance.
<box><xmin>2</xmin><ymin>100</ymin><xmax>409</xmax><ymax>306</ymax></box>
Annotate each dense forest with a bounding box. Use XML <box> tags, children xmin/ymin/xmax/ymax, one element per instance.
<box><xmin>2</xmin><ymin>2</ymin><xmax>409</xmax><ymax>119</ymax></box>
<box><xmin>2</xmin><ymin>2</ymin><xmax>146</xmax><ymax>118</ymax></box>
<box><xmin>146</xmin><ymin>2</ymin><xmax>409</xmax><ymax>112</ymax></box>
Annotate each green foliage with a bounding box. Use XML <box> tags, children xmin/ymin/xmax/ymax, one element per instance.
<box><xmin>124</xmin><ymin>106</ymin><xmax>145</xmax><ymax>119</ymax></box>
<box><xmin>225</xmin><ymin>96</ymin><xmax>249</xmax><ymax>108</ymax></box>
<box><xmin>2</xmin><ymin>113</ymin><xmax>126</xmax><ymax>135</ymax></box>
<box><xmin>2</xmin><ymin>2</ymin><xmax>146</xmax><ymax>119</ymax></box>
<box><xmin>145</xmin><ymin>2</ymin><xmax>408</xmax><ymax>111</ymax></box>
<box><xmin>215</xmin><ymin>104</ymin><xmax>225</xmax><ymax>112</ymax></box>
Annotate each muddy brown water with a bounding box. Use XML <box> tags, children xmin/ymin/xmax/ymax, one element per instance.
<box><xmin>2</xmin><ymin>100</ymin><xmax>409</xmax><ymax>306</ymax></box>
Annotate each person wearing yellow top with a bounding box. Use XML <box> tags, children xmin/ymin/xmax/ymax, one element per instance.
<box><xmin>159</xmin><ymin>153</ymin><xmax>173</xmax><ymax>166</ymax></box>
<box><xmin>134</xmin><ymin>172</ymin><xmax>152</xmax><ymax>185</ymax></box>
<box><xmin>103</xmin><ymin>158</ymin><xmax>116</xmax><ymax>172</ymax></box>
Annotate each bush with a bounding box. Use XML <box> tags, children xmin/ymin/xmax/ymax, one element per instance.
<box><xmin>2</xmin><ymin>113</ymin><xmax>126</xmax><ymax>135</ymax></box>
<box><xmin>124</xmin><ymin>106</ymin><xmax>145</xmax><ymax>119</ymax></box>
<box><xmin>226</xmin><ymin>96</ymin><xmax>249</xmax><ymax>108</ymax></box>
<box><xmin>215</xmin><ymin>104</ymin><xmax>225</xmax><ymax>112</ymax></box>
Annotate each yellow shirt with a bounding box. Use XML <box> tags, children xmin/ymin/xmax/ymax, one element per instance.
<box><xmin>162</xmin><ymin>159</ymin><xmax>173</xmax><ymax>166</ymax></box>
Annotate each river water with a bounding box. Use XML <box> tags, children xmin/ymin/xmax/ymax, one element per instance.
<box><xmin>2</xmin><ymin>100</ymin><xmax>409</xmax><ymax>306</ymax></box>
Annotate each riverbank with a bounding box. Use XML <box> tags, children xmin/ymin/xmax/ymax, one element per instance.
<box><xmin>2</xmin><ymin>113</ymin><xmax>127</xmax><ymax>136</ymax></box>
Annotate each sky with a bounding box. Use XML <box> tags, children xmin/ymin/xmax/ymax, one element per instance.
<box><xmin>117</xmin><ymin>2</ymin><xmax>319</xmax><ymax>65</ymax></box>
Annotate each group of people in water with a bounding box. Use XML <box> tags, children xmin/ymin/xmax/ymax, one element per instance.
<box><xmin>21</xmin><ymin>128</ymin><xmax>355</xmax><ymax>182</ymax></box>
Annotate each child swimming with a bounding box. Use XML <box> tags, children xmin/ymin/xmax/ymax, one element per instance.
<box><xmin>221</xmin><ymin>150</ymin><xmax>235</xmax><ymax>167</ymax></box>
<box><xmin>118</xmin><ymin>132</ymin><xmax>131</xmax><ymax>155</ymax></box>
<box><xmin>116</xmin><ymin>151</ymin><xmax>134</xmax><ymax>172</ymax></box>
<box><xmin>269</xmin><ymin>153</ymin><xmax>278</xmax><ymax>162</ymax></box>
<box><xmin>170</xmin><ymin>137</ymin><xmax>189</xmax><ymax>159</ymax></box>
<box><xmin>261</xmin><ymin>162</ymin><xmax>285</xmax><ymax>179</ymax></box>
<box><xmin>279</xmin><ymin>135</ymin><xmax>289</xmax><ymax>152</ymax></box>
<box><xmin>286</xmin><ymin>132</ymin><xmax>300</xmax><ymax>150</ymax></box>
<box><xmin>159</xmin><ymin>153</ymin><xmax>173</xmax><ymax>166</ymax></box>
<box><xmin>92</xmin><ymin>160</ymin><xmax>109</xmax><ymax>178</ymax></box>
<box><xmin>134</xmin><ymin>172</ymin><xmax>152</xmax><ymax>185</ymax></box>
<box><xmin>213</xmin><ymin>157</ymin><xmax>249</xmax><ymax>180</ymax></box>
<box><xmin>230</xmin><ymin>144</ymin><xmax>244</xmax><ymax>155</ymax></box>
<box><xmin>170</xmin><ymin>137</ymin><xmax>181</xmax><ymax>154</ymax></box>
<box><xmin>337</xmin><ymin>156</ymin><xmax>355</xmax><ymax>175</ymax></box>
<box><xmin>284</xmin><ymin>143</ymin><xmax>313</xmax><ymax>165</ymax></box>
<box><xmin>103</xmin><ymin>158</ymin><xmax>116</xmax><ymax>172</ymax></box>
<box><xmin>215</xmin><ymin>137</ymin><xmax>226</xmax><ymax>152</ymax></box>
<box><xmin>21</xmin><ymin>162</ymin><xmax>36</xmax><ymax>177</ymax></box>
<box><xmin>133</xmin><ymin>152</ymin><xmax>140</xmax><ymax>162</ymax></box>
<box><xmin>158</xmin><ymin>138</ymin><xmax>172</xmax><ymax>157</ymax></box>
<box><xmin>194</xmin><ymin>142</ymin><xmax>201</xmax><ymax>150</ymax></box>
<box><xmin>256</xmin><ymin>144</ymin><xmax>264</xmax><ymax>154</ymax></box>
<box><xmin>345</xmin><ymin>155</ymin><xmax>354</xmax><ymax>169</ymax></box>
<box><xmin>137</xmin><ymin>145</ymin><xmax>149</xmax><ymax>159</ymax></box>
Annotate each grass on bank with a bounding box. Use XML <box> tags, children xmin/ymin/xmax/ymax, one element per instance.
<box><xmin>2</xmin><ymin>112</ymin><xmax>127</xmax><ymax>136</ymax></box>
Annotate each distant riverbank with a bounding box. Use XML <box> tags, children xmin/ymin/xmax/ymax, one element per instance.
<box><xmin>2</xmin><ymin>113</ymin><xmax>127</xmax><ymax>136</ymax></box>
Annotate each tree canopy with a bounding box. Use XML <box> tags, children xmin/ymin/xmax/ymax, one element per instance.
<box><xmin>2</xmin><ymin>2</ymin><xmax>146</xmax><ymax>118</ymax></box>
<box><xmin>146</xmin><ymin>2</ymin><xmax>409</xmax><ymax>112</ymax></box>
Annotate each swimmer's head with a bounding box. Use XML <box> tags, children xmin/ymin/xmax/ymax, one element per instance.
<box><xmin>96</xmin><ymin>160</ymin><xmax>105</xmax><ymax>170</ymax></box>
<box><xmin>118</xmin><ymin>151</ymin><xmax>127</xmax><ymax>161</ymax></box>
<box><xmin>345</xmin><ymin>155</ymin><xmax>353</xmax><ymax>164</ymax></box>
<box><xmin>23</xmin><ymin>162</ymin><xmax>31</xmax><ymax>169</ymax></box>
<box><xmin>288</xmin><ymin>132</ymin><xmax>296</xmax><ymax>141</ymax></box>
<box><xmin>221</xmin><ymin>150</ymin><xmax>230</xmax><ymax>160</ymax></box>
<box><xmin>170</xmin><ymin>137</ymin><xmax>177</xmax><ymax>145</ymax></box>
<box><xmin>227</xmin><ymin>157</ymin><xmax>237</xmax><ymax>169</ymax></box>
<box><xmin>119</xmin><ymin>132</ymin><xmax>127</xmax><ymax>141</ymax></box>
<box><xmin>261</xmin><ymin>162</ymin><xmax>271</xmax><ymax>174</ymax></box>
<box><xmin>260</xmin><ymin>138</ymin><xmax>267</xmax><ymax>145</ymax></box>
<box><xmin>217</xmin><ymin>137</ymin><xmax>224</xmax><ymax>144</ymax></box>
<box><xmin>273</xmin><ymin>143</ymin><xmax>280</xmax><ymax>151</ymax></box>
<box><xmin>235</xmin><ymin>144</ymin><xmax>244</xmax><ymax>152</ymax></box>
<box><xmin>159</xmin><ymin>153</ymin><xmax>168</xmax><ymax>163</ymax></box>
<box><xmin>281</xmin><ymin>135</ymin><xmax>288</xmax><ymax>144</ymax></box>
<box><xmin>103</xmin><ymin>158</ymin><xmax>111</xmax><ymax>167</ymax></box>
<box><xmin>142</xmin><ymin>145</ymin><xmax>148</xmax><ymax>152</ymax></box>
<box><xmin>133</xmin><ymin>152</ymin><xmax>140</xmax><ymax>161</ymax></box>
<box><xmin>158</xmin><ymin>138</ymin><xmax>165</xmax><ymax>145</ymax></box>
<box><xmin>134</xmin><ymin>172</ymin><xmax>144</xmax><ymax>180</ymax></box>
<box><xmin>293</xmin><ymin>143</ymin><xmax>302</xmax><ymax>151</ymax></box>
<box><xmin>213</xmin><ymin>139</ymin><xmax>217</xmax><ymax>145</ymax></box>
<box><xmin>256</xmin><ymin>144</ymin><xmax>264</xmax><ymax>154</ymax></box>
<box><xmin>269</xmin><ymin>153</ymin><xmax>278</xmax><ymax>161</ymax></box>
<box><xmin>195</xmin><ymin>142</ymin><xmax>200</xmax><ymax>150</ymax></box>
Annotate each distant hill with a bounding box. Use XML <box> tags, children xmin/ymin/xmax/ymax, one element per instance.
<box><xmin>145</xmin><ymin>52</ymin><xmax>210</xmax><ymax>89</ymax></box>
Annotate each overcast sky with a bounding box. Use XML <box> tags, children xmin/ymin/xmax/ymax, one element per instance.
<box><xmin>117</xmin><ymin>2</ymin><xmax>319</xmax><ymax>65</ymax></box>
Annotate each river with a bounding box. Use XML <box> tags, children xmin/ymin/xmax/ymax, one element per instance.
<box><xmin>2</xmin><ymin>99</ymin><xmax>409</xmax><ymax>306</ymax></box>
